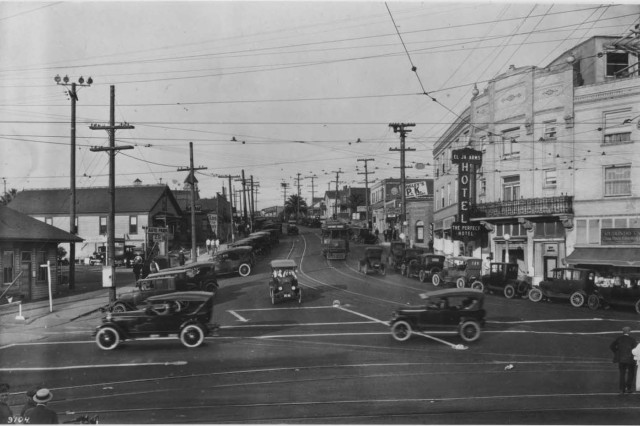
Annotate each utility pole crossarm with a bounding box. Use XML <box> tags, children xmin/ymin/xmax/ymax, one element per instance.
<box><xmin>357</xmin><ymin>158</ymin><xmax>375</xmax><ymax>228</ymax></box>
<box><xmin>177</xmin><ymin>142</ymin><xmax>207</xmax><ymax>262</ymax></box>
<box><xmin>388</xmin><ymin>123</ymin><xmax>416</xmax><ymax>237</ymax></box>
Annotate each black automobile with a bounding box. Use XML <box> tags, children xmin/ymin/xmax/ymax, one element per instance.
<box><xmin>358</xmin><ymin>246</ymin><xmax>386</xmax><ymax>275</ymax></box>
<box><xmin>147</xmin><ymin>261</ymin><xmax>219</xmax><ymax>293</ymax></box>
<box><xmin>588</xmin><ymin>273</ymin><xmax>640</xmax><ymax>313</ymax></box>
<box><xmin>398</xmin><ymin>248</ymin><xmax>425</xmax><ymax>276</ymax></box>
<box><xmin>477</xmin><ymin>262</ymin><xmax>529</xmax><ymax>298</ymax></box>
<box><xmin>211</xmin><ymin>246</ymin><xmax>254</xmax><ymax>277</ymax></box>
<box><xmin>269</xmin><ymin>259</ymin><xmax>302</xmax><ymax>304</ymax></box>
<box><xmin>389</xmin><ymin>288</ymin><xmax>486</xmax><ymax>343</ymax></box>
<box><xmin>353</xmin><ymin>228</ymin><xmax>379</xmax><ymax>244</ymax></box>
<box><xmin>386</xmin><ymin>241</ymin><xmax>407</xmax><ymax>269</ymax></box>
<box><xmin>529</xmin><ymin>267</ymin><xmax>597</xmax><ymax>307</ymax></box>
<box><xmin>411</xmin><ymin>254</ymin><xmax>446</xmax><ymax>283</ymax></box>
<box><xmin>94</xmin><ymin>291</ymin><xmax>218</xmax><ymax>350</ymax></box>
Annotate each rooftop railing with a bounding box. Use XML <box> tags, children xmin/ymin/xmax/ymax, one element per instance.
<box><xmin>470</xmin><ymin>195</ymin><xmax>573</xmax><ymax>218</ymax></box>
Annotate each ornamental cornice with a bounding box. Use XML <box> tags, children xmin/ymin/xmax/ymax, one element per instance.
<box><xmin>575</xmin><ymin>86</ymin><xmax>640</xmax><ymax>104</ymax></box>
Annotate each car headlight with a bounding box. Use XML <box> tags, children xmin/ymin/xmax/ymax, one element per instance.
<box><xmin>278</xmin><ymin>286</ymin><xmax>283</xmax><ymax>291</ymax></box>
<box><xmin>106</xmin><ymin>313</ymin><xmax>112</xmax><ymax>322</ymax></box>
<box><xmin>291</xmin><ymin>285</ymin><xmax>296</xmax><ymax>290</ymax></box>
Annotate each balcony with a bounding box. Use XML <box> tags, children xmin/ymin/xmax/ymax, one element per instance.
<box><xmin>470</xmin><ymin>195</ymin><xmax>573</xmax><ymax>219</ymax></box>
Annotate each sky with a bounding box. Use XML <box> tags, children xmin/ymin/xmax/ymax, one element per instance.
<box><xmin>1</xmin><ymin>1</ymin><xmax>639</xmax><ymax>209</ymax></box>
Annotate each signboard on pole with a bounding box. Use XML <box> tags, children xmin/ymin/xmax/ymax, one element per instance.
<box><xmin>208</xmin><ymin>214</ymin><xmax>218</xmax><ymax>234</ymax></box>
<box><xmin>405</xmin><ymin>181</ymin><xmax>429</xmax><ymax>199</ymax></box>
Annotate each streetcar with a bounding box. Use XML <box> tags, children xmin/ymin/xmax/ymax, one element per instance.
<box><xmin>320</xmin><ymin>220</ymin><xmax>350</xmax><ymax>260</ymax></box>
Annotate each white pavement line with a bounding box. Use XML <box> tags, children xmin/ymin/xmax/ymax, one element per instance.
<box><xmin>228</xmin><ymin>310</ymin><xmax>249</xmax><ymax>322</ymax></box>
<box><xmin>254</xmin><ymin>332</ymin><xmax>388</xmax><ymax>339</ymax></box>
<box><xmin>336</xmin><ymin>305</ymin><xmax>388</xmax><ymax>326</ymax></box>
<box><xmin>231</xmin><ymin>306</ymin><xmax>333</xmax><ymax>312</ymax></box>
<box><xmin>222</xmin><ymin>321</ymin><xmax>376</xmax><ymax>329</ymax></box>
<box><xmin>0</xmin><ymin>361</ymin><xmax>187</xmax><ymax>372</ymax></box>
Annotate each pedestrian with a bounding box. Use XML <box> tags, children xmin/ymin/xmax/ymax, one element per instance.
<box><xmin>374</xmin><ymin>228</ymin><xmax>379</xmax><ymax>242</ymax></box>
<box><xmin>482</xmin><ymin>256</ymin><xmax>492</xmax><ymax>276</ymax></box>
<box><xmin>150</xmin><ymin>258</ymin><xmax>160</xmax><ymax>273</ymax></box>
<box><xmin>20</xmin><ymin>387</ymin><xmax>38</xmax><ymax>417</ymax></box>
<box><xmin>633</xmin><ymin>342</ymin><xmax>640</xmax><ymax>392</ymax></box>
<box><xmin>610</xmin><ymin>326</ymin><xmax>638</xmax><ymax>394</ymax></box>
<box><xmin>0</xmin><ymin>383</ymin><xmax>13</xmax><ymax>424</ymax></box>
<box><xmin>206</xmin><ymin>238</ymin><xmax>212</xmax><ymax>255</ymax></box>
<box><xmin>24</xmin><ymin>388</ymin><xmax>58</xmax><ymax>424</ymax></box>
<box><xmin>178</xmin><ymin>250</ymin><xmax>185</xmax><ymax>266</ymax></box>
<box><xmin>214</xmin><ymin>238</ymin><xmax>220</xmax><ymax>254</ymax></box>
<box><xmin>132</xmin><ymin>257</ymin><xmax>143</xmax><ymax>281</ymax></box>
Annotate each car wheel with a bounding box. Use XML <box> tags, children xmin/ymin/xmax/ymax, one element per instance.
<box><xmin>204</xmin><ymin>281</ymin><xmax>218</xmax><ymax>294</ymax></box>
<box><xmin>504</xmin><ymin>284</ymin><xmax>516</xmax><ymax>299</ymax></box>
<box><xmin>529</xmin><ymin>287</ymin><xmax>543</xmax><ymax>302</ymax></box>
<box><xmin>418</xmin><ymin>270</ymin><xmax>426</xmax><ymax>283</ymax></box>
<box><xmin>380</xmin><ymin>265</ymin><xmax>386</xmax><ymax>276</ymax></box>
<box><xmin>238</xmin><ymin>263</ymin><xmax>251</xmax><ymax>277</ymax></box>
<box><xmin>456</xmin><ymin>277</ymin><xmax>466</xmax><ymax>288</ymax></box>
<box><xmin>363</xmin><ymin>264</ymin><xmax>368</xmax><ymax>275</ymax></box>
<box><xmin>432</xmin><ymin>274</ymin><xmax>441</xmax><ymax>287</ymax></box>
<box><xmin>570</xmin><ymin>291</ymin><xmax>585</xmax><ymax>308</ymax></box>
<box><xmin>390</xmin><ymin>320</ymin><xmax>412</xmax><ymax>342</ymax></box>
<box><xmin>298</xmin><ymin>288</ymin><xmax>302</xmax><ymax>304</ymax></box>
<box><xmin>180</xmin><ymin>324</ymin><xmax>205</xmax><ymax>348</ymax></box>
<box><xmin>459</xmin><ymin>321</ymin><xmax>481</xmax><ymax>342</ymax></box>
<box><xmin>587</xmin><ymin>294</ymin><xmax>600</xmax><ymax>310</ymax></box>
<box><xmin>111</xmin><ymin>302</ymin><xmax>128</xmax><ymax>313</ymax></box>
<box><xmin>471</xmin><ymin>280</ymin><xmax>484</xmax><ymax>292</ymax></box>
<box><xmin>635</xmin><ymin>299</ymin><xmax>640</xmax><ymax>315</ymax></box>
<box><xmin>270</xmin><ymin>288</ymin><xmax>276</xmax><ymax>305</ymax></box>
<box><xmin>400</xmin><ymin>264</ymin><xmax>407</xmax><ymax>276</ymax></box>
<box><xmin>95</xmin><ymin>326</ymin><xmax>120</xmax><ymax>350</ymax></box>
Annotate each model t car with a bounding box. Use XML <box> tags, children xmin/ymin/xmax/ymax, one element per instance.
<box><xmin>432</xmin><ymin>256</ymin><xmax>483</xmax><ymax>288</ymax></box>
<box><xmin>353</xmin><ymin>228</ymin><xmax>379</xmax><ymax>244</ymax></box>
<box><xmin>389</xmin><ymin>288</ymin><xmax>486</xmax><ymax>343</ymax></box>
<box><xmin>147</xmin><ymin>261</ymin><xmax>219</xmax><ymax>293</ymax></box>
<box><xmin>358</xmin><ymin>246</ymin><xmax>386</xmax><ymax>275</ymax></box>
<box><xmin>587</xmin><ymin>273</ymin><xmax>640</xmax><ymax>313</ymax></box>
<box><xmin>269</xmin><ymin>259</ymin><xmax>302</xmax><ymax>304</ymax></box>
<box><xmin>476</xmin><ymin>262</ymin><xmax>530</xmax><ymax>298</ymax></box>
<box><xmin>386</xmin><ymin>241</ymin><xmax>407</xmax><ymax>269</ymax></box>
<box><xmin>211</xmin><ymin>246</ymin><xmax>254</xmax><ymax>277</ymax></box>
<box><xmin>94</xmin><ymin>291</ymin><xmax>218</xmax><ymax>350</ymax></box>
<box><xmin>410</xmin><ymin>253</ymin><xmax>446</xmax><ymax>283</ymax></box>
<box><xmin>528</xmin><ymin>267</ymin><xmax>597</xmax><ymax>307</ymax></box>
<box><xmin>398</xmin><ymin>247</ymin><xmax>425</xmax><ymax>276</ymax></box>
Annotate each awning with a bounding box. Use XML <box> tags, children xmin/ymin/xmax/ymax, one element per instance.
<box><xmin>566</xmin><ymin>247</ymin><xmax>640</xmax><ymax>267</ymax></box>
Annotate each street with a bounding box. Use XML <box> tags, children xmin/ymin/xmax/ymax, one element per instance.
<box><xmin>3</xmin><ymin>228</ymin><xmax>640</xmax><ymax>424</ymax></box>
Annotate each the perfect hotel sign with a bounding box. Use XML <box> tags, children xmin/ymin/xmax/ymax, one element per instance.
<box><xmin>451</xmin><ymin>148</ymin><xmax>483</xmax><ymax>240</ymax></box>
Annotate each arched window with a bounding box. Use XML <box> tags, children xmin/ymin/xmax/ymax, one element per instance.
<box><xmin>415</xmin><ymin>220</ymin><xmax>425</xmax><ymax>243</ymax></box>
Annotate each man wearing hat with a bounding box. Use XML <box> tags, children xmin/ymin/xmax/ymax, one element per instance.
<box><xmin>610</xmin><ymin>326</ymin><xmax>638</xmax><ymax>395</ymax></box>
<box><xmin>0</xmin><ymin>383</ymin><xmax>13</xmax><ymax>424</ymax></box>
<box><xmin>20</xmin><ymin>387</ymin><xmax>38</xmax><ymax>417</ymax></box>
<box><xmin>24</xmin><ymin>388</ymin><xmax>58</xmax><ymax>424</ymax></box>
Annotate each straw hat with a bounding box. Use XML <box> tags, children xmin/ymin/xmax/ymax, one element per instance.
<box><xmin>33</xmin><ymin>388</ymin><xmax>53</xmax><ymax>403</ymax></box>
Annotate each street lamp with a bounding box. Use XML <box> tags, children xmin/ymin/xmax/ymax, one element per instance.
<box><xmin>54</xmin><ymin>74</ymin><xmax>93</xmax><ymax>290</ymax></box>
<box><xmin>504</xmin><ymin>233</ymin><xmax>511</xmax><ymax>263</ymax></box>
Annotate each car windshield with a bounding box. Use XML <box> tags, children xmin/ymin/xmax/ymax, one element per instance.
<box><xmin>273</xmin><ymin>268</ymin><xmax>297</xmax><ymax>278</ymax></box>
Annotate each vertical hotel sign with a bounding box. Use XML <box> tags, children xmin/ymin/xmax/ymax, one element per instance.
<box><xmin>451</xmin><ymin>148</ymin><xmax>483</xmax><ymax>239</ymax></box>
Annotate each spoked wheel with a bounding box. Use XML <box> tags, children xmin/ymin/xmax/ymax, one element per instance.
<box><xmin>587</xmin><ymin>294</ymin><xmax>600</xmax><ymax>310</ymax></box>
<box><xmin>459</xmin><ymin>321</ymin><xmax>481</xmax><ymax>342</ymax></box>
<box><xmin>570</xmin><ymin>291</ymin><xmax>585</xmax><ymax>308</ymax></box>
<box><xmin>238</xmin><ymin>263</ymin><xmax>251</xmax><ymax>277</ymax></box>
<box><xmin>111</xmin><ymin>302</ymin><xmax>127</xmax><ymax>313</ymax></box>
<box><xmin>471</xmin><ymin>281</ymin><xmax>484</xmax><ymax>292</ymax></box>
<box><xmin>504</xmin><ymin>284</ymin><xmax>516</xmax><ymax>299</ymax></box>
<box><xmin>204</xmin><ymin>281</ymin><xmax>218</xmax><ymax>294</ymax></box>
<box><xmin>96</xmin><ymin>326</ymin><xmax>120</xmax><ymax>350</ymax></box>
<box><xmin>400</xmin><ymin>264</ymin><xmax>407</xmax><ymax>276</ymax></box>
<box><xmin>456</xmin><ymin>278</ymin><xmax>466</xmax><ymax>288</ymax></box>
<box><xmin>432</xmin><ymin>274</ymin><xmax>442</xmax><ymax>287</ymax></box>
<box><xmin>298</xmin><ymin>288</ymin><xmax>302</xmax><ymax>304</ymax></box>
<box><xmin>270</xmin><ymin>288</ymin><xmax>275</xmax><ymax>305</ymax></box>
<box><xmin>390</xmin><ymin>321</ymin><xmax>412</xmax><ymax>342</ymax></box>
<box><xmin>180</xmin><ymin>324</ymin><xmax>205</xmax><ymax>348</ymax></box>
<box><xmin>635</xmin><ymin>299</ymin><xmax>640</xmax><ymax>315</ymax></box>
<box><xmin>529</xmin><ymin>287</ymin><xmax>543</xmax><ymax>302</ymax></box>
<box><xmin>418</xmin><ymin>270</ymin><xmax>426</xmax><ymax>283</ymax></box>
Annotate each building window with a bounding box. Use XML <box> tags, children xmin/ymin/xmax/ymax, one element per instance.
<box><xmin>479</xmin><ymin>177</ymin><xmax>486</xmax><ymax>196</ymax></box>
<box><xmin>543</xmin><ymin>120</ymin><xmax>557</xmax><ymax>140</ymax></box>
<box><xmin>502</xmin><ymin>176</ymin><xmax>520</xmax><ymax>201</ymax></box>
<box><xmin>606</xmin><ymin>52</ymin><xmax>629</xmax><ymax>77</ymax></box>
<box><xmin>447</xmin><ymin>183</ymin><xmax>452</xmax><ymax>206</ymax></box>
<box><xmin>604</xmin><ymin>165</ymin><xmax>631</xmax><ymax>196</ymax></box>
<box><xmin>588</xmin><ymin>219</ymin><xmax>600</xmax><ymax>244</ymax></box>
<box><xmin>44</xmin><ymin>217</ymin><xmax>53</xmax><ymax>226</ymax></box>
<box><xmin>37</xmin><ymin>251</ymin><xmax>47</xmax><ymax>282</ymax></box>
<box><xmin>415</xmin><ymin>220</ymin><xmax>425</xmax><ymax>243</ymax></box>
<box><xmin>603</xmin><ymin>109</ymin><xmax>632</xmax><ymax>144</ymax></box>
<box><xmin>441</xmin><ymin>186</ymin><xmax>445</xmax><ymax>209</ymax></box>
<box><xmin>2</xmin><ymin>251</ymin><xmax>13</xmax><ymax>284</ymax></box>
<box><xmin>99</xmin><ymin>216</ymin><xmax>107</xmax><ymax>235</ymax></box>
<box><xmin>501</xmin><ymin>127</ymin><xmax>520</xmax><ymax>158</ymax></box>
<box><xmin>544</xmin><ymin>169</ymin><xmax>557</xmax><ymax>187</ymax></box>
<box><xmin>129</xmin><ymin>216</ymin><xmax>138</xmax><ymax>235</ymax></box>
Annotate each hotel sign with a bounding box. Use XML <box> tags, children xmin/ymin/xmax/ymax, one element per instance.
<box><xmin>601</xmin><ymin>228</ymin><xmax>640</xmax><ymax>245</ymax></box>
<box><xmin>452</xmin><ymin>148</ymin><xmax>482</xmax><ymax>224</ymax></box>
<box><xmin>451</xmin><ymin>223</ymin><xmax>484</xmax><ymax>240</ymax></box>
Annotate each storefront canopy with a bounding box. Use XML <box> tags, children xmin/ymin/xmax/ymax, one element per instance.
<box><xmin>566</xmin><ymin>247</ymin><xmax>640</xmax><ymax>267</ymax></box>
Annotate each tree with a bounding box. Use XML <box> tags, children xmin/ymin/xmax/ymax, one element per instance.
<box><xmin>284</xmin><ymin>194</ymin><xmax>307</xmax><ymax>220</ymax></box>
<box><xmin>0</xmin><ymin>188</ymin><xmax>17</xmax><ymax>205</ymax></box>
<box><xmin>347</xmin><ymin>193</ymin><xmax>365</xmax><ymax>213</ymax></box>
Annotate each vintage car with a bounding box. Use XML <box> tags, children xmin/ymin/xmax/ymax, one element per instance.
<box><xmin>399</xmin><ymin>248</ymin><xmax>425</xmax><ymax>276</ymax></box>
<box><xmin>146</xmin><ymin>261</ymin><xmax>219</xmax><ymax>293</ymax></box>
<box><xmin>358</xmin><ymin>246</ymin><xmax>386</xmax><ymax>275</ymax></box>
<box><xmin>432</xmin><ymin>256</ymin><xmax>483</xmax><ymax>288</ymax></box>
<box><xmin>588</xmin><ymin>273</ymin><xmax>640</xmax><ymax>313</ymax></box>
<box><xmin>476</xmin><ymin>262</ymin><xmax>530</xmax><ymax>298</ymax></box>
<box><xmin>411</xmin><ymin>254</ymin><xmax>446</xmax><ymax>283</ymax></box>
<box><xmin>104</xmin><ymin>273</ymin><xmax>199</xmax><ymax>313</ymax></box>
<box><xmin>269</xmin><ymin>259</ymin><xmax>302</xmax><ymax>304</ymax></box>
<box><xmin>389</xmin><ymin>288</ymin><xmax>486</xmax><ymax>343</ymax></box>
<box><xmin>528</xmin><ymin>267</ymin><xmax>597</xmax><ymax>307</ymax></box>
<box><xmin>386</xmin><ymin>241</ymin><xmax>407</xmax><ymax>269</ymax></box>
<box><xmin>211</xmin><ymin>246</ymin><xmax>254</xmax><ymax>277</ymax></box>
<box><xmin>94</xmin><ymin>291</ymin><xmax>218</xmax><ymax>350</ymax></box>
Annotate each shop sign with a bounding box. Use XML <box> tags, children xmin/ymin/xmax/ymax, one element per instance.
<box><xmin>451</xmin><ymin>222</ymin><xmax>483</xmax><ymax>240</ymax></box>
<box><xmin>207</xmin><ymin>214</ymin><xmax>218</xmax><ymax>234</ymax></box>
<box><xmin>452</xmin><ymin>148</ymin><xmax>482</xmax><ymax>223</ymax></box>
<box><xmin>405</xmin><ymin>181</ymin><xmax>429</xmax><ymax>199</ymax></box>
<box><xmin>601</xmin><ymin>228</ymin><xmax>640</xmax><ymax>245</ymax></box>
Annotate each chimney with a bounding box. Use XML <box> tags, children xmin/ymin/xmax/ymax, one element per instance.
<box><xmin>133</xmin><ymin>178</ymin><xmax>142</xmax><ymax>186</ymax></box>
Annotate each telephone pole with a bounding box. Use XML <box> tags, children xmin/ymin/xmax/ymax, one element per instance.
<box><xmin>306</xmin><ymin>174</ymin><xmax>318</xmax><ymax>217</ymax></box>
<box><xmin>216</xmin><ymin>174</ymin><xmax>240</xmax><ymax>242</ymax></box>
<box><xmin>357</xmin><ymin>158</ymin><xmax>375</xmax><ymax>228</ymax></box>
<box><xmin>54</xmin><ymin>74</ymin><xmax>92</xmax><ymax>290</ymax></box>
<box><xmin>294</xmin><ymin>173</ymin><xmax>303</xmax><ymax>220</ymax></box>
<box><xmin>389</xmin><ymin>123</ymin><xmax>415</xmax><ymax>236</ymax></box>
<box><xmin>331</xmin><ymin>169</ymin><xmax>343</xmax><ymax>219</ymax></box>
<box><xmin>89</xmin><ymin>85</ymin><xmax>134</xmax><ymax>303</ymax></box>
<box><xmin>177</xmin><ymin>142</ymin><xmax>207</xmax><ymax>262</ymax></box>
<box><xmin>241</xmin><ymin>170</ymin><xmax>250</xmax><ymax>232</ymax></box>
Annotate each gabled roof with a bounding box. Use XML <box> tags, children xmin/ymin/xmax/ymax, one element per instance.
<box><xmin>0</xmin><ymin>205</ymin><xmax>83</xmax><ymax>242</ymax></box>
<box><xmin>8</xmin><ymin>185</ymin><xmax>181</xmax><ymax>215</ymax></box>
